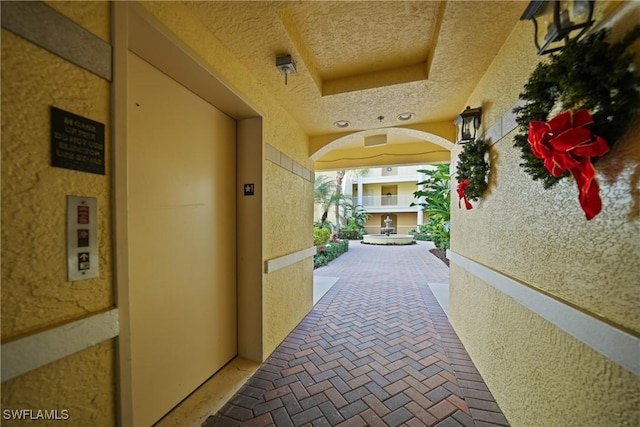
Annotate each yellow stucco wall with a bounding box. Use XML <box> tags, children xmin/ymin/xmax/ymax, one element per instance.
<box><xmin>1</xmin><ymin>2</ymin><xmax>115</xmax><ymax>424</ymax></box>
<box><xmin>1</xmin><ymin>25</ymin><xmax>112</xmax><ymax>340</ymax></box>
<box><xmin>46</xmin><ymin>1</ymin><xmax>110</xmax><ymax>42</ymax></box>
<box><xmin>1</xmin><ymin>340</ymin><xmax>116</xmax><ymax>427</ymax></box>
<box><xmin>450</xmin><ymin>4</ymin><xmax>640</xmax><ymax>426</ymax></box>
<box><xmin>450</xmin><ymin>268</ymin><xmax>639</xmax><ymax>426</ymax></box>
<box><xmin>264</xmin><ymin>161</ymin><xmax>315</xmax><ymax>353</ymax></box>
<box><xmin>139</xmin><ymin>1</ymin><xmax>315</xmax><ymax>358</ymax></box>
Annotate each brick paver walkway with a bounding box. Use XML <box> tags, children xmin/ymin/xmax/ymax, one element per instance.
<box><xmin>204</xmin><ymin>242</ymin><xmax>509</xmax><ymax>427</ymax></box>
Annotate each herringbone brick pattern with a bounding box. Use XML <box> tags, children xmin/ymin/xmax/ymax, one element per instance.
<box><xmin>204</xmin><ymin>242</ymin><xmax>508</xmax><ymax>427</ymax></box>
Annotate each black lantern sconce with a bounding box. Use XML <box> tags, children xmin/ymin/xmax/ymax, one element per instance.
<box><xmin>521</xmin><ymin>0</ymin><xmax>595</xmax><ymax>55</ymax></box>
<box><xmin>454</xmin><ymin>106</ymin><xmax>482</xmax><ymax>144</ymax></box>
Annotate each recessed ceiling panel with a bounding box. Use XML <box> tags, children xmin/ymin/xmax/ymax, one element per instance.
<box><xmin>281</xmin><ymin>1</ymin><xmax>440</xmax><ymax>81</ymax></box>
<box><xmin>182</xmin><ymin>1</ymin><xmax>524</xmax><ymax>136</ymax></box>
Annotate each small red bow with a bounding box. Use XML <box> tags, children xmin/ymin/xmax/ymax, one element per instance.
<box><xmin>528</xmin><ymin>110</ymin><xmax>609</xmax><ymax>220</ymax></box>
<box><xmin>457</xmin><ymin>179</ymin><xmax>473</xmax><ymax>210</ymax></box>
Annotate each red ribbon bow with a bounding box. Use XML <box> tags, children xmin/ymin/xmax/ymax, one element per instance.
<box><xmin>528</xmin><ymin>110</ymin><xmax>609</xmax><ymax>220</ymax></box>
<box><xmin>457</xmin><ymin>179</ymin><xmax>473</xmax><ymax>210</ymax></box>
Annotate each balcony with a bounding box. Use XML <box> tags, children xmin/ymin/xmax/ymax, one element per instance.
<box><xmin>360</xmin><ymin>194</ymin><xmax>418</xmax><ymax>210</ymax></box>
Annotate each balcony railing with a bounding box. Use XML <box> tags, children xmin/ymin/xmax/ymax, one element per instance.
<box><xmin>360</xmin><ymin>194</ymin><xmax>417</xmax><ymax>207</ymax></box>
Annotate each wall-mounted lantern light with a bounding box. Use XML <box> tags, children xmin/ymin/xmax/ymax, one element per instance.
<box><xmin>454</xmin><ymin>106</ymin><xmax>482</xmax><ymax>144</ymax></box>
<box><xmin>520</xmin><ymin>0</ymin><xmax>595</xmax><ymax>55</ymax></box>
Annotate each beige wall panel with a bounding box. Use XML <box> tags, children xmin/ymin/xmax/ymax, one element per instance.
<box><xmin>397</xmin><ymin>181</ymin><xmax>418</xmax><ymax>194</ymax></box>
<box><xmin>395</xmin><ymin>212</ymin><xmax>418</xmax><ymax>232</ymax></box>
<box><xmin>1</xmin><ymin>340</ymin><xmax>116</xmax><ymax>427</ymax></box>
<box><xmin>450</xmin><ymin>267</ymin><xmax>640</xmax><ymax>426</ymax></box>
<box><xmin>1</xmin><ymin>30</ymin><xmax>112</xmax><ymax>338</ymax></box>
<box><xmin>127</xmin><ymin>52</ymin><xmax>237</xmax><ymax>426</ymax></box>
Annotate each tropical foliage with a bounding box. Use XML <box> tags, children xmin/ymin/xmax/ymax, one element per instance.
<box><xmin>314</xmin><ymin>174</ymin><xmax>339</xmax><ymax>229</ymax></box>
<box><xmin>411</xmin><ymin>164</ymin><xmax>451</xmax><ymax>252</ymax></box>
<box><xmin>338</xmin><ymin>200</ymin><xmax>370</xmax><ymax>240</ymax></box>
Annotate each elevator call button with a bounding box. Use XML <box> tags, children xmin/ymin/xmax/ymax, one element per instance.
<box><xmin>67</xmin><ymin>196</ymin><xmax>99</xmax><ymax>281</ymax></box>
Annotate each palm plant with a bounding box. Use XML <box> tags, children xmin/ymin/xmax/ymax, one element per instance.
<box><xmin>314</xmin><ymin>174</ymin><xmax>339</xmax><ymax>229</ymax></box>
<box><xmin>411</xmin><ymin>164</ymin><xmax>451</xmax><ymax>251</ymax></box>
<box><xmin>334</xmin><ymin>170</ymin><xmax>346</xmax><ymax>231</ymax></box>
<box><xmin>337</xmin><ymin>198</ymin><xmax>370</xmax><ymax>240</ymax></box>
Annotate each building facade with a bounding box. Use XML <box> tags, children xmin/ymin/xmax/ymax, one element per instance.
<box><xmin>343</xmin><ymin>166</ymin><xmax>429</xmax><ymax>235</ymax></box>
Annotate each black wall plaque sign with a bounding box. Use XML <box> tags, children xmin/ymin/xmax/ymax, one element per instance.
<box><xmin>51</xmin><ymin>106</ymin><xmax>105</xmax><ymax>175</ymax></box>
<box><xmin>244</xmin><ymin>183</ymin><xmax>255</xmax><ymax>196</ymax></box>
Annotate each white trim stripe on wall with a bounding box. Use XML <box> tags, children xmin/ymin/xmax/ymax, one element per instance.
<box><xmin>266</xmin><ymin>144</ymin><xmax>314</xmax><ymax>183</ymax></box>
<box><xmin>448</xmin><ymin>251</ymin><xmax>640</xmax><ymax>376</ymax></box>
<box><xmin>265</xmin><ymin>247</ymin><xmax>316</xmax><ymax>273</ymax></box>
<box><xmin>1</xmin><ymin>308</ymin><xmax>119</xmax><ymax>382</ymax></box>
<box><xmin>0</xmin><ymin>0</ymin><xmax>112</xmax><ymax>81</ymax></box>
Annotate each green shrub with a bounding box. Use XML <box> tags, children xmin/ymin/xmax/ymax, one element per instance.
<box><xmin>337</xmin><ymin>229</ymin><xmax>363</xmax><ymax>240</ymax></box>
<box><xmin>314</xmin><ymin>239</ymin><xmax>349</xmax><ymax>268</ymax></box>
<box><xmin>432</xmin><ymin>232</ymin><xmax>450</xmax><ymax>252</ymax></box>
<box><xmin>313</xmin><ymin>227</ymin><xmax>331</xmax><ymax>246</ymax></box>
<box><xmin>410</xmin><ymin>233</ymin><xmax>431</xmax><ymax>241</ymax></box>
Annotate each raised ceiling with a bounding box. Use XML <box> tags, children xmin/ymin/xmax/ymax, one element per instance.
<box><xmin>183</xmin><ymin>1</ymin><xmax>526</xmax><ymax>167</ymax></box>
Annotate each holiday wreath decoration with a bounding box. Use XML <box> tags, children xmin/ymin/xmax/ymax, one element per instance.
<box><xmin>513</xmin><ymin>26</ymin><xmax>640</xmax><ymax>220</ymax></box>
<box><xmin>455</xmin><ymin>138</ymin><xmax>489</xmax><ymax>210</ymax></box>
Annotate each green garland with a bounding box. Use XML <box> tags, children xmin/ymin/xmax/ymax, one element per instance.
<box><xmin>513</xmin><ymin>26</ymin><xmax>640</xmax><ymax>189</ymax></box>
<box><xmin>456</xmin><ymin>138</ymin><xmax>489</xmax><ymax>202</ymax></box>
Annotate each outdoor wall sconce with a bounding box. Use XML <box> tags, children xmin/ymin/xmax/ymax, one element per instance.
<box><xmin>276</xmin><ymin>54</ymin><xmax>297</xmax><ymax>85</ymax></box>
<box><xmin>521</xmin><ymin>0</ymin><xmax>595</xmax><ymax>55</ymax></box>
<box><xmin>454</xmin><ymin>106</ymin><xmax>482</xmax><ymax>144</ymax></box>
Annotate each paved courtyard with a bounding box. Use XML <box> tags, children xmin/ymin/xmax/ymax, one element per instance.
<box><xmin>204</xmin><ymin>241</ymin><xmax>509</xmax><ymax>426</ymax></box>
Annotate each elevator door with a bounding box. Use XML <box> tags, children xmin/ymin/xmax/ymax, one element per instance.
<box><xmin>127</xmin><ymin>52</ymin><xmax>237</xmax><ymax>426</ymax></box>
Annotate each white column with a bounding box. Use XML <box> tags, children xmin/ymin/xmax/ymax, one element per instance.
<box><xmin>357</xmin><ymin>175</ymin><xmax>363</xmax><ymax>206</ymax></box>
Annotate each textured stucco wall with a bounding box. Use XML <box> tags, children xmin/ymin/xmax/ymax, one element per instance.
<box><xmin>1</xmin><ymin>1</ymin><xmax>115</xmax><ymax>423</ymax></box>
<box><xmin>450</xmin><ymin>3</ymin><xmax>640</xmax><ymax>426</ymax></box>
<box><xmin>45</xmin><ymin>0</ymin><xmax>110</xmax><ymax>42</ymax></box>
<box><xmin>450</xmin><ymin>268</ymin><xmax>640</xmax><ymax>426</ymax></box>
<box><xmin>140</xmin><ymin>1</ymin><xmax>315</xmax><ymax>358</ymax></box>
<box><xmin>1</xmin><ymin>340</ymin><xmax>116</xmax><ymax>427</ymax></box>
<box><xmin>265</xmin><ymin>262</ymin><xmax>314</xmax><ymax>354</ymax></box>
<box><xmin>1</xmin><ymin>30</ymin><xmax>112</xmax><ymax>337</ymax></box>
<box><xmin>264</xmin><ymin>159</ymin><xmax>315</xmax><ymax>354</ymax></box>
